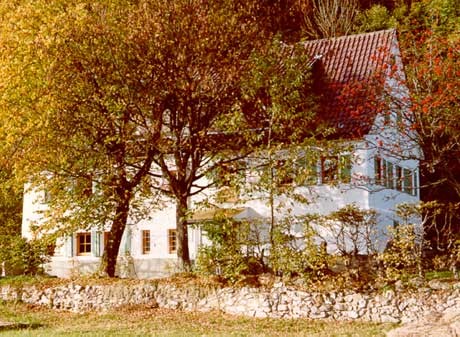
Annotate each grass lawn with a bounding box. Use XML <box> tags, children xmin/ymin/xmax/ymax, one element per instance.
<box><xmin>0</xmin><ymin>302</ymin><xmax>395</xmax><ymax>337</ymax></box>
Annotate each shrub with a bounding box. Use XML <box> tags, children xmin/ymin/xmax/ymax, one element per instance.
<box><xmin>269</xmin><ymin>216</ymin><xmax>330</xmax><ymax>279</ymax></box>
<box><xmin>194</xmin><ymin>216</ymin><xmax>266</xmax><ymax>283</ymax></box>
<box><xmin>377</xmin><ymin>224</ymin><xmax>422</xmax><ymax>281</ymax></box>
<box><xmin>0</xmin><ymin>236</ymin><xmax>51</xmax><ymax>276</ymax></box>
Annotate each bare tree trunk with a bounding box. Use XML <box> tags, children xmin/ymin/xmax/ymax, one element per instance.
<box><xmin>101</xmin><ymin>189</ymin><xmax>131</xmax><ymax>277</ymax></box>
<box><xmin>176</xmin><ymin>193</ymin><xmax>191</xmax><ymax>271</ymax></box>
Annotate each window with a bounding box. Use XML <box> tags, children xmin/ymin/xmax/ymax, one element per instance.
<box><xmin>104</xmin><ymin>231</ymin><xmax>110</xmax><ymax>247</ymax></box>
<box><xmin>320</xmin><ymin>154</ymin><xmax>351</xmax><ymax>184</ymax></box>
<box><xmin>142</xmin><ymin>230</ymin><xmax>151</xmax><ymax>254</ymax></box>
<box><xmin>413</xmin><ymin>170</ymin><xmax>419</xmax><ymax>196</ymax></box>
<box><xmin>386</xmin><ymin>162</ymin><xmax>394</xmax><ymax>189</ymax></box>
<box><xmin>274</xmin><ymin>159</ymin><xmax>295</xmax><ymax>186</ymax></box>
<box><xmin>339</xmin><ymin>155</ymin><xmax>351</xmax><ymax>183</ymax></box>
<box><xmin>321</xmin><ymin>156</ymin><xmax>338</xmax><ymax>184</ymax></box>
<box><xmin>43</xmin><ymin>189</ymin><xmax>53</xmax><ymax>203</ymax></box>
<box><xmin>374</xmin><ymin>156</ymin><xmax>382</xmax><ymax>185</ymax></box>
<box><xmin>396</xmin><ymin>166</ymin><xmax>402</xmax><ymax>191</ymax></box>
<box><xmin>374</xmin><ymin>156</ymin><xmax>417</xmax><ymax>196</ymax></box>
<box><xmin>168</xmin><ymin>229</ymin><xmax>177</xmax><ymax>254</ymax></box>
<box><xmin>76</xmin><ymin>232</ymin><xmax>91</xmax><ymax>256</ymax></box>
<box><xmin>381</xmin><ymin>159</ymin><xmax>387</xmax><ymax>186</ymax></box>
<box><xmin>403</xmin><ymin>168</ymin><xmax>413</xmax><ymax>194</ymax></box>
<box><xmin>294</xmin><ymin>155</ymin><xmax>318</xmax><ymax>185</ymax></box>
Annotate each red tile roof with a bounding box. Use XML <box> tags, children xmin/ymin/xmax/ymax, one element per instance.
<box><xmin>303</xmin><ymin>29</ymin><xmax>398</xmax><ymax>138</ymax></box>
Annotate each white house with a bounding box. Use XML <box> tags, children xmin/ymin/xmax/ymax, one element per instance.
<box><xmin>22</xmin><ymin>29</ymin><xmax>421</xmax><ymax>278</ymax></box>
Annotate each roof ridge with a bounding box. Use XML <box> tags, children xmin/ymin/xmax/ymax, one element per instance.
<box><xmin>300</xmin><ymin>29</ymin><xmax>401</xmax><ymax>139</ymax></box>
<box><xmin>302</xmin><ymin>29</ymin><xmax>396</xmax><ymax>45</ymax></box>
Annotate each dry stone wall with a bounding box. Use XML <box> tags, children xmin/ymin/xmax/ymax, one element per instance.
<box><xmin>1</xmin><ymin>281</ymin><xmax>459</xmax><ymax>324</ymax></box>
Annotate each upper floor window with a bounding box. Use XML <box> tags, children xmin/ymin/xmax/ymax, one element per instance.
<box><xmin>403</xmin><ymin>168</ymin><xmax>413</xmax><ymax>195</ymax></box>
<box><xmin>241</xmin><ymin>151</ymin><xmax>352</xmax><ymax>188</ymax></box>
<box><xmin>43</xmin><ymin>189</ymin><xmax>53</xmax><ymax>203</ymax></box>
<box><xmin>274</xmin><ymin>159</ymin><xmax>295</xmax><ymax>186</ymax></box>
<box><xmin>320</xmin><ymin>154</ymin><xmax>351</xmax><ymax>184</ymax></box>
<box><xmin>275</xmin><ymin>153</ymin><xmax>351</xmax><ymax>186</ymax></box>
<box><xmin>374</xmin><ymin>156</ymin><xmax>418</xmax><ymax>196</ymax></box>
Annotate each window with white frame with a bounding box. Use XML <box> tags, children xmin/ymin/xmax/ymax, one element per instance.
<box><xmin>320</xmin><ymin>154</ymin><xmax>351</xmax><ymax>184</ymax></box>
<box><xmin>142</xmin><ymin>230</ymin><xmax>151</xmax><ymax>254</ymax></box>
<box><xmin>291</xmin><ymin>153</ymin><xmax>351</xmax><ymax>186</ymax></box>
<box><xmin>374</xmin><ymin>156</ymin><xmax>418</xmax><ymax>196</ymax></box>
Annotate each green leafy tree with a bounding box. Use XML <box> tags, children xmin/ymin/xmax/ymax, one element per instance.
<box><xmin>195</xmin><ymin>215</ymin><xmax>265</xmax><ymax>282</ymax></box>
<box><xmin>269</xmin><ymin>214</ymin><xmax>331</xmax><ymax>279</ymax></box>
<box><xmin>355</xmin><ymin>4</ymin><xmax>398</xmax><ymax>32</ymax></box>
<box><xmin>0</xmin><ymin>1</ymin><xmax>166</xmax><ymax>277</ymax></box>
<box><xmin>357</xmin><ymin>0</ymin><xmax>460</xmax><ymax>259</ymax></box>
<box><xmin>138</xmin><ymin>0</ymin><xmax>263</xmax><ymax>271</ymax></box>
<box><xmin>240</xmin><ymin>37</ymin><xmax>322</xmax><ymax>243</ymax></box>
<box><xmin>394</xmin><ymin>0</ymin><xmax>460</xmax><ymax>256</ymax></box>
<box><xmin>0</xmin><ymin>0</ymin><xmax>320</xmax><ymax>274</ymax></box>
<box><xmin>0</xmin><ymin>168</ymin><xmax>24</xmax><ymax>275</ymax></box>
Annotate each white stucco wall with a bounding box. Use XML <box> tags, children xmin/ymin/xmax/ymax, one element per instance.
<box><xmin>22</xmin><ymin>126</ymin><xmax>421</xmax><ymax>279</ymax></box>
<box><xmin>21</xmin><ymin>183</ymin><xmax>47</xmax><ymax>240</ymax></box>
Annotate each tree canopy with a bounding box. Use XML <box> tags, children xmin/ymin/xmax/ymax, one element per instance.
<box><xmin>0</xmin><ymin>0</ymin><xmax>319</xmax><ymax>273</ymax></box>
<box><xmin>1</xmin><ymin>0</ymin><xmax>458</xmax><ymax>276</ymax></box>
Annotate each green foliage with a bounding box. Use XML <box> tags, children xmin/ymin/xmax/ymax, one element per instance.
<box><xmin>314</xmin><ymin>204</ymin><xmax>379</xmax><ymax>258</ymax></box>
<box><xmin>0</xmin><ymin>236</ymin><xmax>50</xmax><ymax>276</ymax></box>
<box><xmin>196</xmin><ymin>204</ymin><xmax>379</xmax><ymax>284</ymax></box>
<box><xmin>269</xmin><ymin>216</ymin><xmax>330</xmax><ymax>279</ymax></box>
<box><xmin>0</xmin><ymin>0</ymin><xmax>170</xmax><ymax>276</ymax></box>
<box><xmin>425</xmin><ymin>269</ymin><xmax>454</xmax><ymax>280</ymax></box>
<box><xmin>356</xmin><ymin>5</ymin><xmax>397</xmax><ymax>32</ymax></box>
<box><xmin>195</xmin><ymin>216</ymin><xmax>265</xmax><ymax>282</ymax></box>
<box><xmin>378</xmin><ymin>224</ymin><xmax>421</xmax><ymax>281</ymax></box>
<box><xmin>241</xmin><ymin>37</ymin><xmax>318</xmax><ymax>143</ymax></box>
<box><xmin>0</xmin><ymin>167</ymin><xmax>29</xmax><ymax>276</ymax></box>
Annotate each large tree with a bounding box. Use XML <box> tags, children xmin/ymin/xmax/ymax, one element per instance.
<box><xmin>0</xmin><ymin>1</ymin><xmax>166</xmax><ymax>276</ymax></box>
<box><xmin>141</xmin><ymin>1</ymin><xmax>317</xmax><ymax>270</ymax></box>
<box><xmin>399</xmin><ymin>0</ymin><xmax>460</xmax><ymax>252</ymax></box>
<box><xmin>1</xmin><ymin>0</ymin><xmax>318</xmax><ymax>273</ymax></box>
<box><xmin>357</xmin><ymin>0</ymin><xmax>460</xmax><ymax>250</ymax></box>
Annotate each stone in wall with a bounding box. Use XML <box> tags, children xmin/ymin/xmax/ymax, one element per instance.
<box><xmin>0</xmin><ymin>281</ymin><xmax>459</xmax><ymax>325</ymax></box>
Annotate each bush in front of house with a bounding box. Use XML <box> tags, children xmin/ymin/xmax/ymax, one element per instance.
<box><xmin>0</xmin><ymin>235</ymin><xmax>51</xmax><ymax>276</ymax></box>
